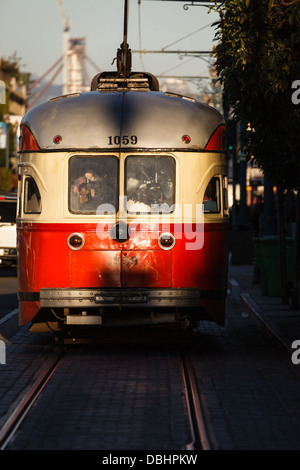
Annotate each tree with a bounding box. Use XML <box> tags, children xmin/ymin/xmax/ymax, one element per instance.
<box><xmin>0</xmin><ymin>54</ymin><xmax>29</xmax><ymax>190</ymax></box>
<box><xmin>212</xmin><ymin>0</ymin><xmax>300</xmax><ymax>305</ymax></box>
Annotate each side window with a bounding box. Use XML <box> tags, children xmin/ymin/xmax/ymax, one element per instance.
<box><xmin>223</xmin><ymin>176</ymin><xmax>229</xmax><ymax>216</ymax></box>
<box><xmin>203</xmin><ymin>176</ymin><xmax>220</xmax><ymax>213</ymax></box>
<box><xmin>24</xmin><ymin>176</ymin><xmax>41</xmax><ymax>214</ymax></box>
<box><xmin>17</xmin><ymin>174</ymin><xmax>22</xmax><ymax>218</ymax></box>
<box><xmin>126</xmin><ymin>156</ymin><xmax>175</xmax><ymax>213</ymax></box>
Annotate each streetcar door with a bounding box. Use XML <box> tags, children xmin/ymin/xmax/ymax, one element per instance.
<box><xmin>69</xmin><ymin>154</ymin><xmax>121</xmax><ymax>288</ymax></box>
<box><xmin>121</xmin><ymin>154</ymin><xmax>175</xmax><ymax>288</ymax></box>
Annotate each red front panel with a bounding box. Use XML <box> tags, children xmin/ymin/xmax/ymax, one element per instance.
<box><xmin>172</xmin><ymin>223</ymin><xmax>228</xmax><ymax>289</ymax></box>
<box><xmin>18</xmin><ymin>224</ymin><xmax>71</xmax><ymax>291</ymax></box>
<box><xmin>18</xmin><ymin>221</ymin><xmax>228</xmax><ymax>325</ymax></box>
<box><xmin>121</xmin><ymin>250</ymin><xmax>171</xmax><ymax>288</ymax></box>
<box><xmin>72</xmin><ymin>251</ymin><xmax>121</xmax><ymax>288</ymax></box>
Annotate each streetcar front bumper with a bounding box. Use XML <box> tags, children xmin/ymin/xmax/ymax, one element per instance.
<box><xmin>39</xmin><ymin>287</ymin><xmax>202</xmax><ymax>309</ymax></box>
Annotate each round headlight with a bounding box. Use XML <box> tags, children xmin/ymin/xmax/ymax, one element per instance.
<box><xmin>67</xmin><ymin>233</ymin><xmax>85</xmax><ymax>250</ymax></box>
<box><xmin>158</xmin><ymin>232</ymin><xmax>175</xmax><ymax>250</ymax></box>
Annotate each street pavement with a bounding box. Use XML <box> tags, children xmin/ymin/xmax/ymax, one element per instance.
<box><xmin>1</xmin><ymin>263</ymin><xmax>300</xmax><ymax>359</ymax></box>
<box><xmin>228</xmin><ymin>262</ymin><xmax>300</xmax><ymax>359</ymax></box>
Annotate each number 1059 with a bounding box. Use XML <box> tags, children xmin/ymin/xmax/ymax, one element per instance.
<box><xmin>108</xmin><ymin>255</ymin><xmax>138</xmax><ymax>266</ymax></box>
<box><xmin>108</xmin><ymin>135</ymin><xmax>138</xmax><ymax>145</ymax></box>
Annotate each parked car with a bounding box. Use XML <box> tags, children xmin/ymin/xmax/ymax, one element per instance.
<box><xmin>0</xmin><ymin>193</ymin><xmax>17</xmax><ymax>267</ymax></box>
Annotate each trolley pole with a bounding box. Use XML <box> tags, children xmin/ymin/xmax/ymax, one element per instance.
<box><xmin>117</xmin><ymin>0</ymin><xmax>132</xmax><ymax>78</ymax></box>
<box><xmin>123</xmin><ymin>0</ymin><xmax>129</xmax><ymax>76</ymax></box>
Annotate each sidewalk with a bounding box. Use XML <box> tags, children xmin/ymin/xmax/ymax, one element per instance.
<box><xmin>228</xmin><ymin>263</ymin><xmax>300</xmax><ymax>357</ymax></box>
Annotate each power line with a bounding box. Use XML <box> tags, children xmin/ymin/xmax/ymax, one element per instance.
<box><xmin>140</xmin><ymin>0</ymin><xmax>222</xmax><ymax>3</ymax></box>
<box><xmin>160</xmin><ymin>56</ymin><xmax>197</xmax><ymax>75</ymax></box>
<box><xmin>132</xmin><ymin>50</ymin><xmax>211</xmax><ymax>54</ymax></box>
<box><xmin>138</xmin><ymin>0</ymin><xmax>146</xmax><ymax>71</ymax></box>
<box><xmin>158</xmin><ymin>75</ymin><xmax>210</xmax><ymax>79</ymax></box>
<box><xmin>140</xmin><ymin>0</ymin><xmax>223</xmax><ymax>6</ymax></box>
<box><xmin>162</xmin><ymin>22</ymin><xmax>213</xmax><ymax>50</ymax></box>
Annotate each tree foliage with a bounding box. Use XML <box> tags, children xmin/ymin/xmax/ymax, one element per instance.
<box><xmin>212</xmin><ymin>0</ymin><xmax>300</xmax><ymax>190</ymax></box>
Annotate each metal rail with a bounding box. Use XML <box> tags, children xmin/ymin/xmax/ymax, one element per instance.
<box><xmin>181</xmin><ymin>352</ymin><xmax>211</xmax><ymax>450</ymax></box>
<box><xmin>0</xmin><ymin>352</ymin><xmax>63</xmax><ymax>450</ymax></box>
<box><xmin>1</xmin><ymin>344</ymin><xmax>212</xmax><ymax>450</ymax></box>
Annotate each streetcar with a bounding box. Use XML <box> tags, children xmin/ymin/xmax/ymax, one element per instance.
<box><xmin>17</xmin><ymin>29</ymin><xmax>228</xmax><ymax>338</ymax></box>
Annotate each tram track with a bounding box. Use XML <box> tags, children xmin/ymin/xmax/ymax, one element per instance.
<box><xmin>0</xmin><ymin>351</ymin><xmax>63</xmax><ymax>450</ymax></box>
<box><xmin>181</xmin><ymin>351</ymin><xmax>212</xmax><ymax>450</ymax></box>
<box><xmin>0</xmin><ymin>337</ymin><xmax>214</xmax><ymax>450</ymax></box>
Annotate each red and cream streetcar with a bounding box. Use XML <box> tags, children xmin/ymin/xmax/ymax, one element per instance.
<box><xmin>17</xmin><ymin>31</ymin><xmax>228</xmax><ymax>338</ymax></box>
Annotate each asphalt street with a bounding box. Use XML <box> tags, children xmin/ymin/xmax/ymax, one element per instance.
<box><xmin>0</xmin><ymin>267</ymin><xmax>18</xmax><ymax>339</ymax></box>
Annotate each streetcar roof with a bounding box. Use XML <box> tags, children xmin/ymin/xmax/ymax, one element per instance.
<box><xmin>21</xmin><ymin>90</ymin><xmax>224</xmax><ymax>151</ymax></box>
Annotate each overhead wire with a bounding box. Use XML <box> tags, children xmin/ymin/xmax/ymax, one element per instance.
<box><xmin>160</xmin><ymin>56</ymin><xmax>197</xmax><ymax>76</ymax></box>
<box><xmin>160</xmin><ymin>23</ymin><xmax>213</xmax><ymax>75</ymax></box>
<box><xmin>161</xmin><ymin>22</ymin><xmax>214</xmax><ymax>51</ymax></box>
<box><xmin>136</xmin><ymin>3</ymin><xmax>213</xmax><ymax>87</ymax></box>
<box><xmin>138</xmin><ymin>0</ymin><xmax>146</xmax><ymax>71</ymax></box>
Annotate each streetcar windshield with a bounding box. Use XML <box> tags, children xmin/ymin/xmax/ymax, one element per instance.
<box><xmin>125</xmin><ymin>156</ymin><xmax>175</xmax><ymax>213</ymax></box>
<box><xmin>69</xmin><ymin>156</ymin><xmax>118</xmax><ymax>214</ymax></box>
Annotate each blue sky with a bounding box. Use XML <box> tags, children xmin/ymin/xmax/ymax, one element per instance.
<box><xmin>0</xmin><ymin>0</ymin><xmax>219</xmax><ymax>93</ymax></box>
